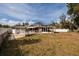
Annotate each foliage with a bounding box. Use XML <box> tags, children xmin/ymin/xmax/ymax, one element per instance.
<box><xmin>35</xmin><ymin>21</ymin><xmax>44</xmax><ymax>26</ymax></box>
<box><xmin>67</xmin><ymin>3</ymin><xmax>79</xmax><ymax>29</ymax></box>
<box><xmin>0</xmin><ymin>24</ymin><xmax>11</xmax><ymax>28</ymax></box>
<box><xmin>59</xmin><ymin>14</ymin><xmax>66</xmax><ymax>28</ymax></box>
<box><xmin>22</xmin><ymin>22</ymin><xmax>29</xmax><ymax>26</ymax></box>
<box><xmin>49</xmin><ymin>21</ymin><xmax>57</xmax><ymax>26</ymax></box>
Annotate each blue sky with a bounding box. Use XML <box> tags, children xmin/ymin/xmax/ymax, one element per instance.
<box><xmin>0</xmin><ymin>3</ymin><xmax>68</xmax><ymax>25</ymax></box>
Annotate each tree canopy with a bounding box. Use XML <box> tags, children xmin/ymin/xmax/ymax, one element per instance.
<box><xmin>67</xmin><ymin>3</ymin><xmax>79</xmax><ymax>29</ymax></box>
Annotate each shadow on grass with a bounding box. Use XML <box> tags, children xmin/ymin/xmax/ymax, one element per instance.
<box><xmin>25</xmin><ymin>34</ymin><xmax>36</xmax><ymax>37</ymax></box>
<box><xmin>9</xmin><ymin>38</ymin><xmax>41</xmax><ymax>46</ymax></box>
<box><xmin>22</xmin><ymin>38</ymin><xmax>41</xmax><ymax>45</ymax></box>
<box><xmin>0</xmin><ymin>37</ymin><xmax>22</xmax><ymax>56</ymax></box>
<box><xmin>0</xmin><ymin>35</ymin><xmax>41</xmax><ymax>56</ymax></box>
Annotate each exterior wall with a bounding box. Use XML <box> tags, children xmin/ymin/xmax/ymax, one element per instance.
<box><xmin>53</xmin><ymin>29</ymin><xmax>69</xmax><ymax>32</ymax></box>
<box><xmin>12</xmin><ymin>29</ymin><xmax>26</xmax><ymax>39</ymax></box>
<box><xmin>13</xmin><ymin>26</ymin><xmax>69</xmax><ymax>38</ymax></box>
<box><xmin>12</xmin><ymin>29</ymin><xmax>25</xmax><ymax>34</ymax></box>
<box><xmin>26</xmin><ymin>27</ymin><xmax>53</xmax><ymax>33</ymax></box>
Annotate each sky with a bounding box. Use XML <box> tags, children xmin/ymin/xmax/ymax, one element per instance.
<box><xmin>0</xmin><ymin>3</ymin><xmax>68</xmax><ymax>26</ymax></box>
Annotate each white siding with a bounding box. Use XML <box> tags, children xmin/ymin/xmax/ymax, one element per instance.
<box><xmin>53</xmin><ymin>29</ymin><xmax>69</xmax><ymax>32</ymax></box>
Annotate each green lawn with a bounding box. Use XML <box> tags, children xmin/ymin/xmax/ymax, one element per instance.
<box><xmin>0</xmin><ymin>32</ymin><xmax>79</xmax><ymax>56</ymax></box>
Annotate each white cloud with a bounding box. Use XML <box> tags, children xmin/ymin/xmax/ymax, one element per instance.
<box><xmin>0</xmin><ymin>4</ymin><xmax>36</xmax><ymax>22</ymax></box>
<box><xmin>8</xmin><ymin>20</ymin><xmax>20</xmax><ymax>26</ymax></box>
<box><xmin>1</xmin><ymin>18</ymin><xmax>7</xmax><ymax>21</ymax></box>
<box><xmin>46</xmin><ymin>7</ymin><xmax>67</xmax><ymax>22</ymax></box>
<box><xmin>0</xmin><ymin>4</ymin><xmax>67</xmax><ymax>25</ymax></box>
<box><xmin>0</xmin><ymin>18</ymin><xmax>20</xmax><ymax>26</ymax></box>
<box><xmin>28</xmin><ymin>21</ymin><xmax>35</xmax><ymax>25</ymax></box>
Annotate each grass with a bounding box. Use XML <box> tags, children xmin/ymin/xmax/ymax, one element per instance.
<box><xmin>0</xmin><ymin>32</ymin><xmax>79</xmax><ymax>56</ymax></box>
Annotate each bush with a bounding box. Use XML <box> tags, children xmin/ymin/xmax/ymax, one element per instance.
<box><xmin>73</xmin><ymin>29</ymin><xmax>79</xmax><ymax>32</ymax></box>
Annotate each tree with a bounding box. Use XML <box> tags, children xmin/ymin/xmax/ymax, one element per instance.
<box><xmin>16</xmin><ymin>23</ymin><xmax>21</xmax><ymax>26</ymax></box>
<box><xmin>67</xmin><ymin>3</ymin><xmax>79</xmax><ymax>29</ymax></box>
<box><xmin>59</xmin><ymin>14</ymin><xmax>66</xmax><ymax>28</ymax></box>
<box><xmin>35</xmin><ymin>21</ymin><xmax>44</xmax><ymax>26</ymax></box>
<box><xmin>0</xmin><ymin>24</ymin><xmax>2</xmax><ymax>27</ymax></box>
<box><xmin>22</xmin><ymin>23</ymin><xmax>25</xmax><ymax>26</ymax></box>
<box><xmin>67</xmin><ymin>3</ymin><xmax>76</xmax><ymax>15</ymax></box>
<box><xmin>49</xmin><ymin>21</ymin><xmax>57</xmax><ymax>26</ymax></box>
<box><xmin>25</xmin><ymin>22</ymin><xmax>29</xmax><ymax>25</ymax></box>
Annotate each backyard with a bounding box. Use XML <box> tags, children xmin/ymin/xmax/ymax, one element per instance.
<box><xmin>0</xmin><ymin>32</ymin><xmax>79</xmax><ymax>56</ymax></box>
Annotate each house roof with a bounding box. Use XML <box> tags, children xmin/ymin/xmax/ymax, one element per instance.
<box><xmin>14</xmin><ymin>25</ymin><xmax>53</xmax><ymax>29</ymax></box>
